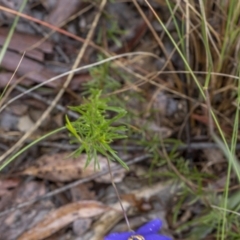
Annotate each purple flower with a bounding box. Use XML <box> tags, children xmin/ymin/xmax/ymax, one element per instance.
<box><xmin>104</xmin><ymin>219</ymin><xmax>172</xmax><ymax>240</ymax></box>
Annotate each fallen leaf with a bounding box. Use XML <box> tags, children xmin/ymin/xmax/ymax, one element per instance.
<box><xmin>18</xmin><ymin>201</ymin><xmax>107</xmax><ymax>240</ymax></box>
<box><xmin>20</xmin><ymin>153</ymin><xmax>126</xmax><ymax>182</ymax></box>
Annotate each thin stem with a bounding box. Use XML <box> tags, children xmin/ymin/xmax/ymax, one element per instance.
<box><xmin>106</xmin><ymin>157</ymin><xmax>132</xmax><ymax>231</ymax></box>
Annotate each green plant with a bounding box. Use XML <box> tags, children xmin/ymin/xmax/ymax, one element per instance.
<box><xmin>66</xmin><ymin>88</ymin><xmax>133</xmax><ymax>230</ymax></box>
<box><xmin>65</xmin><ymin>89</ymin><xmax>128</xmax><ymax>169</ymax></box>
<box><xmin>97</xmin><ymin>17</ymin><xmax>125</xmax><ymax>48</ymax></box>
<box><xmin>83</xmin><ymin>55</ymin><xmax>121</xmax><ymax>95</ymax></box>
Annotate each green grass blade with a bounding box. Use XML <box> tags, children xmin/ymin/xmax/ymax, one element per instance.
<box><xmin>0</xmin><ymin>126</ymin><xmax>66</xmax><ymax>171</ymax></box>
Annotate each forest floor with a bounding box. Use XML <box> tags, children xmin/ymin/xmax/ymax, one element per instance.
<box><xmin>0</xmin><ymin>1</ymin><xmax>240</xmax><ymax>240</ymax></box>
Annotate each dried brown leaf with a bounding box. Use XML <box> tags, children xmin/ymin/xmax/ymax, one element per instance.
<box><xmin>20</xmin><ymin>153</ymin><xmax>126</xmax><ymax>182</ymax></box>
<box><xmin>18</xmin><ymin>201</ymin><xmax>107</xmax><ymax>240</ymax></box>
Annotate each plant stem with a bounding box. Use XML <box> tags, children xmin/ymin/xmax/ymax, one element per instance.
<box><xmin>106</xmin><ymin>157</ymin><xmax>132</xmax><ymax>231</ymax></box>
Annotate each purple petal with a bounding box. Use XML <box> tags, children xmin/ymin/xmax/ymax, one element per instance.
<box><xmin>145</xmin><ymin>234</ymin><xmax>172</xmax><ymax>240</ymax></box>
<box><xmin>104</xmin><ymin>232</ymin><xmax>132</xmax><ymax>240</ymax></box>
<box><xmin>136</xmin><ymin>219</ymin><xmax>162</xmax><ymax>235</ymax></box>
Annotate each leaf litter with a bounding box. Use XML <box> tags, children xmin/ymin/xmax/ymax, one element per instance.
<box><xmin>1</xmin><ymin>0</ymin><xmax>238</xmax><ymax>239</ymax></box>
<box><xmin>0</xmin><ymin>181</ymin><xmax>54</xmax><ymax>240</ymax></box>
